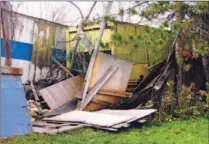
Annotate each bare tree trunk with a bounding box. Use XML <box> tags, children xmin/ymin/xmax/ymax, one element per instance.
<box><xmin>174</xmin><ymin>2</ymin><xmax>183</xmax><ymax>105</ymax></box>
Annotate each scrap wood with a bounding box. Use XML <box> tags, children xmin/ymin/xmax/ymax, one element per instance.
<box><xmin>133</xmin><ymin>60</ymin><xmax>166</xmax><ymax>93</ymax></box>
<box><xmin>43</xmin><ymin>110</ymin><xmax>134</xmax><ymax>127</ymax></box>
<box><xmin>80</xmin><ymin>52</ymin><xmax>133</xmax><ymax>110</ymax></box>
<box><xmin>32</xmin><ymin>122</ymin><xmax>73</xmax><ymax>128</ymax></box>
<box><xmin>33</xmin><ymin>125</ymin><xmax>83</xmax><ymax>134</ymax></box>
<box><xmin>97</xmin><ymin>109</ymin><xmax>156</xmax><ymax>123</ymax></box>
<box><xmin>154</xmin><ymin>62</ymin><xmax>172</xmax><ymax>91</ymax></box>
<box><xmin>30</xmin><ymin>81</ymin><xmax>39</xmax><ymax>101</ymax></box>
<box><xmin>83</xmin><ymin>102</ymin><xmax>104</xmax><ymax>111</ymax></box>
<box><xmin>80</xmin><ymin>63</ymin><xmax>119</xmax><ymax>109</ymax></box>
<box><xmin>91</xmin><ymin>94</ymin><xmax>121</xmax><ymax>105</ymax></box>
<box><xmin>97</xmin><ymin>90</ymin><xmax>133</xmax><ymax>98</ymax></box>
<box><xmin>44</xmin><ymin>98</ymin><xmax>78</xmax><ymax>117</ymax></box>
<box><xmin>80</xmin><ymin>2</ymin><xmax>113</xmax><ymax>109</ymax></box>
<box><xmin>43</xmin><ymin>109</ymin><xmax>156</xmax><ymax>130</ymax></box>
<box><xmin>39</xmin><ymin>75</ymin><xmax>84</xmax><ymax>111</ymax></box>
<box><xmin>51</xmin><ymin>56</ymin><xmax>74</xmax><ymax>77</ymax></box>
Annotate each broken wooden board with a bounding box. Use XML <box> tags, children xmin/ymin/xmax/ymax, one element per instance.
<box><xmin>82</xmin><ymin>102</ymin><xmax>104</xmax><ymax>111</ymax></box>
<box><xmin>44</xmin><ymin>98</ymin><xmax>78</xmax><ymax>117</ymax></box>
<box><xmin>89</xmin><ymin>52</ymin><xmax>133</xmax><ymax>92</ymax></box>
<box><xmin>92</xmin><ymin>94</ymin><xmax>121</xmax><ymax>105</ymax></box>
<box><xmin>80</xmin><ymin>63</ymin><xmax>119</xmax><ymax>109</ymax></box>
<box><xmin>80</xmin><ymin>52</ymin><xmax>133</xmax><ymax>109</ymax></box>
<box><xmin>33</xmin><ymin>125</ymin><xmax>83</xmax><ymax>134</ymax></box>
<box><xmin>44</xmin><ymin>109</ymin><xmax>156</xmax><ymax>128</ymax></box>
<box><xmin>39</xmin><ymin>76</ymin><xmax>84</xmax><ymax>110</ymax></box>
<box><xmin>97</xmin><ymin>109</ymin><xmax>157</xmax><ymax>123</ymax></box>
<box><xmin>97</xmin><ymin>90</ymin><xmax>133</xmax><ymax>98</ymax></box>
<box><xmin>44</xmin><ymin>110</ymin><xmax>134</xmax><ymax>127</ymax></box>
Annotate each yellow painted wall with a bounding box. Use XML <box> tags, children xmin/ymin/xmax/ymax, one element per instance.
<box><xmin>66</xmin><ymin>24</ymin><xmax>113</xmax><ymax>68</ymax></box>
<box><xmin>66</xmin><ymin>22</ymin><xmax>168</xmax><ymax>79</ymax></box>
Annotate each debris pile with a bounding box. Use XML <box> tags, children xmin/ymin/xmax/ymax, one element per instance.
<box><xmin>32</xmin><ymin>109</ymin><xmax>156</xmax><ymax>134</ymax></box>
<box><xmin>27</xmin><ymin>100</ymin><xmax>50</xmax><ymax>122</ymax></box>
<box><xmin>24</xmin><ymin>50</ymin><xmax>158</xmax><ymax>133</ymax></box>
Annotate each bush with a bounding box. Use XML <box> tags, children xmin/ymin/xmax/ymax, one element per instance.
<box><xmin>154</xmin><ymin>82</ymin><xmax>209</xmax><ymax>122</ymax></box>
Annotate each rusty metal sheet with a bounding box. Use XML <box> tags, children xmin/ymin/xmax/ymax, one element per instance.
<box><xmin>89</xmin><ymin>52</ymin><xmax>133</xmax><ymax>92</ymax></box>
<box><xmin>40</xmin><ymin>76</ymin><xmax>84</xmax><ymax>110</ymax></box>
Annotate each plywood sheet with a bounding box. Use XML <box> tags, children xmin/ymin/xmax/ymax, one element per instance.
<box><xmin>44</xmin><ymin>109</ymin><xmax>156</xmax><ymax>128</ymax></box>
<box><xmin>89</xmin><ymin>52</ymin><xmax>133</xmax><ymax>92</ymax></box>
<box><xmin>44</xmin><ymin>110</ymin><xmax>133</xmax><ymax>127</ymax></box>
<box><xmin>97</xmin><ymin>109</ymin><xmax>156</xmax><ymax>122</ymax></box>
<box><xmin>40</xmin><ymin>76</ymin><xmax>84</xmax><ymax>110</ymax></box>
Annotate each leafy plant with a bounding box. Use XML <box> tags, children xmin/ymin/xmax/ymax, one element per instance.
<box><xmin>130</xmin><ymin>8</ymin><xmax>138</xmax><ymax>15</ymax></box>
<box><xmin>155</xmin><ymin>82</ymin><xmax>208</xmax><ymax>122</ymax></box>
<box><xmin>119</xmin><ymin>8</ymin><xmax>124</xmax><ymax>16</ymax></box>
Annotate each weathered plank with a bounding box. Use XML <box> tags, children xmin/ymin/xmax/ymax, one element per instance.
<box><xmin>97</xmin><ymin>90</ymin><xmax>133</xmax><ymax>98</ymax></box>
<box><xmin>44</xmin><ymin>110</ymin><xmax>133</xmax><ymax>127</ymax></box>
<box><xmin>40</xmin><ymin>76</ymin><xmax>84</xmax><ymax>110</ymax></box>
<box><xmin>32</xmin><ymin>122</ymin><xmax>71</xmax><ymax>128</ymax></box>
<box><xmin>92</xmin><ymin>94</ymin><xmax>120</xmax><ymax>105</ymax></box>
<box><xmin>97</xmin><ymin>109</ymin><xmax>157</xmax><ymax>124</ymax></box>
<box><xmin>80</xmin><ymin>2</ymin><xmax>113</xmax><ymax>109</ymax></box>
<box><xmin>33</xmin><ymin>125</ymin><xmax>83</xmax><ymax>134</ymax></box>
<box><xmin>83</xmin><ymin>102</ymin><xmax>104</xmax><ymax>111</ymax></box>
<box><xmin>80</xmin><ymin>64</ymin><xmax>119</xmax><ymax>109</ymax></box>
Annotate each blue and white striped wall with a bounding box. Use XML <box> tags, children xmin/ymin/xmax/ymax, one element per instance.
<box><xmin>1</xmin><ymin>38</ymin><xmax>33</xmax><ymax>83</ymax></box>
<box><xmin>1</xmin><ymin>12</ymin><xmax>68</xmax><ymax>84</ymax></box>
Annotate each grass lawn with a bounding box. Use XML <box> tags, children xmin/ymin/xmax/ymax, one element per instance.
<box><xmin>2</xmin><ymin>118</ymin><xmax>208</xmax><ymax>144</ymax></box>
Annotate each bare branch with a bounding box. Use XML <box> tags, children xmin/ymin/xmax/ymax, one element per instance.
<box><xmin>85</xmin><ymin>2</ymin><xmax>97</xmax><ymax>21</ymax></box>
<box><xmin>68</xmin><ymin>1</ymin><xmax>84</xmax><ymax>21</ymax></box>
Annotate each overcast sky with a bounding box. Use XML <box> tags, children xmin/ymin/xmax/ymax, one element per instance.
<box><xmin>12</xmin><ymin>2</ymin><xmax>166</xmax><ymax>27</ymax></box>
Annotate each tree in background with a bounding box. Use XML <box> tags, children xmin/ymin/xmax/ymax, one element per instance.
<box><xmin>141</xmin><ymin>1</ymin><xmax>209</xmax><ymax>104</ymax></box>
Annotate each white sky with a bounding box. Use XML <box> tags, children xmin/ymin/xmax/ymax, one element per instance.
<box><xmin>12</xmin><ymin>2</ymin><xmax>166</xmax><ymax>27</ymax></box>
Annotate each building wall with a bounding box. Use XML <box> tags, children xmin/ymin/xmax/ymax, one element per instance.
<box><xmin>66</xmin><ymin>23</ymin><xmax>164</xmax><ymax>80</ymax></box>
<box><xmin>1</xmin><ymin>12</ymin><xmax>68</xmax><ymax>84</ymax></box>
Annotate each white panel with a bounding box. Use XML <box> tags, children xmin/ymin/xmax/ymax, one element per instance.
<box><xmin>13</xmin><ymin>15</ymin><xmax>35</xmax><ymax>44</ymax></box>
<box><xmin>54</xmin><ymin>27</ymin><xmax>66</xmax><ymax>49</ymax></box>
<box><xmin>1</xmin><ymin>57</ymin><xmax>31</xmax><ymax>84</ymax></box>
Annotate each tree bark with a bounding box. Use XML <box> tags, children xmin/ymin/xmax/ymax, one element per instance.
<box><xmin>174</xmin><ymin>2</ymin><xmax>183</xmax><ymax>105</ymax></box>
<box><xmin>201</xmin><ymin>12</ymin><xmax>209</xmax><ymax>83</ymax></box>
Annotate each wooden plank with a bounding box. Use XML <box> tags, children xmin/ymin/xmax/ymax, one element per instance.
<box><xmin>33</xmin><ymin>125</ymin><xmax>83</xmax><ymax>134</ymax></box>
<box><xmin>33</xmin><ymin>127</ymin><xmax>56</xmax><ymax>134</ymax></box>
<box><xmin>45</xmin><ymin>98</ymin><xmax>78</xmax><ymax>117</ymax></box>
<box><xmin>30</xmin><ymin>81</ymin><xmax>39</xmax><ymax>101</ymax></box>
<box><xmin>1</xmin><ymin>66</ymin><xmax>23</xmax><ymax>75</ymax></box>
<box><xmin>51</xmin><ymin>56</ymin><xmax>74</xmax><ymax>77</ymax></box>
<box><xmin>80</xmin><ymin>63</ymin><xmax>119</xmax><ymax>109</ymax></box>
<box><xmin>91</xmin><ymin>98</ymin><xmax>112</xmax><ymax>106</ymax></box>
<box><xmin>97</xmin><ymin>90</ymin><xmax>133</xmax><ymax>98</ymax></box>
<box><xmin>44</xmin><ymin>110</ymin><xmax>134</xmax><ymax>127</ymax></box>
<box><xmin>112</xmin><ymin>123</ymin><xmax>130</xmax><ymax>129</ymax></box>
<box><xmin>83</xmin><ymin>102</ymin><xmax>104</xmax><ymax>111</ymax></box>
<box><xmin>97</xmin><ymin>109</ymin><xmax>157</xmax><ymax>124</ymax></box>
<box><xmin>39</xmin><ymin>76</ymin><xmax>84</xmax><ymax>110</ymax></box>
<box><xmin>80</xmin><ymin>2</ymin><xmax>113</xmax><ymax>109</ymax></box>
<box><xmin>89</xmin><ymin>52</ymin><xmax>133</xmax><ymax>92</ymax></box>
<box><xmin>32</xmin><ymin>122</ymin><xmax>71</xmax><ymax>128</ymax></box>
<box><xmin>92</xmin><ymin>94</ymin><xmax>120</xmax><ymax>105</ymax></box>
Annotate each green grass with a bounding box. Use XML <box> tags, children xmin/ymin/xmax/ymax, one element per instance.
<box><xmin>2</xmin><ymin>118</ymin><xmax>208</xmax><ymax>144</ymax></box>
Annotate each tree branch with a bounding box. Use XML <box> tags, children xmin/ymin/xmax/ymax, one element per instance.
<box><xmin>68</xmin><ymin>1</ymin><xmax>84</xmax><ymax>21</ymax></box>
<box><xmin>85</xmin><ymin>2</ymin><xmax>97</xmax><ymax>21</ymax></box>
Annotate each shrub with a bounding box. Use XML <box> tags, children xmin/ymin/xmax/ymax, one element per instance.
<box><xmin>154</xmin><ymin>82</ymin><xmax>209</xmax><ymax>122</ymax></box>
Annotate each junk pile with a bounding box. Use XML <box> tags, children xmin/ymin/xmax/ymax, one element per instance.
<box><xmin>24</xmin><ymin>19</ymin><xmax>208</xmax><ymax>135</ymax></box>
<box><xmin>24</xmin><ymin>49</ymin><xmax>209</xmax><ymax>135</ymax></box>
<box><xmin>27</xmin><ymin>51</ymin><xmax>157</xmax><ymax>134</ymax></box>
<box><xmin>23</xmin><ymin>2</ymin><xmax>158</xmax><ymax>134</ymax></box>
<box><xmin>33</xmin><ymin>109</ymin><xmax>156</xmax><ymax>133</ymax></box>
